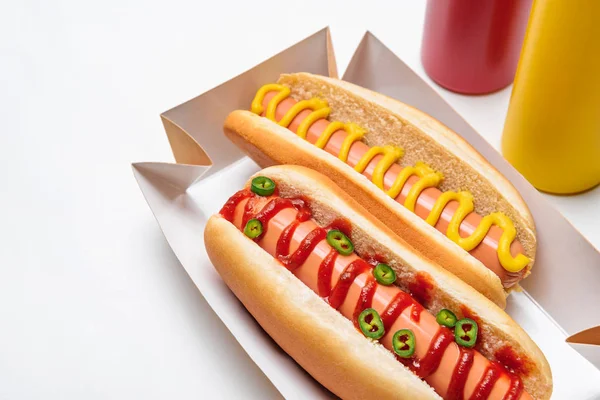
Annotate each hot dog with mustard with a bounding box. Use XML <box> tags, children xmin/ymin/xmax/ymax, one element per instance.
<box><xmin>223</xmin><ymin>73</ymin><xmax>537</xmax><ymax>308</ymax></box>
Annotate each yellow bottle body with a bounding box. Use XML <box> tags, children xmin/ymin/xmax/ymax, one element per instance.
<box><xmin>502</xmin><ymin>0</ymin><xmax>600</xmax><ymax>193</ymax></box>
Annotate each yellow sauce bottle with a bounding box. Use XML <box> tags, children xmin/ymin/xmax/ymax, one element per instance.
<box><xmin>502</xmin><ymin>0</ymin><xmax>600</xmax><ymax>194</ymax></box>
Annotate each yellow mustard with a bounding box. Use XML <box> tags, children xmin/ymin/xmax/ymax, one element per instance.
<box><xmin>251</xmin><ymin>84</ymin><xmax>529</xmax><ymax>273</ymax></box>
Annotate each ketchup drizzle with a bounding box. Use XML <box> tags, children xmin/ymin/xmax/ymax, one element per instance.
<box><xmin>503</xmin><ymin>374</ymin><xmax>524</xmax><ymax>400</ymax></box>
<box><xmin>219</xmin><ymin>189</ymin><xmax>252</xmax><ymax>222</ymax></box>
<box><xmin>328</xmin><ymin>260</ymin><xmax>370</xmax><ymax>310</ymax></box>
<box><xmin>221</xmin><ymin>187</ymin><xmax>527</xmax><ymax>400</ymax></box>
<box><xmin>404</xmin><ymin>328</ymin><xmax>454</xmax><ymax>378</ymax></box>
<box><xmin>317</xmin><ymin>249</ymin><xmax>338</xmax><ymax>297</ymax></box>
<box><xmin>324</xmin><ymin>218</ymin><xmax>352</xmax><ymax>238</ymax></box>
<box><xmin>276</xmin><ymin>220</ymin><xmax>299</xmax><ymax>257</ymax></box>
<box><xmin>352</xmin><ymin>275</ymin><xmax>377</xmax><ymax>328</ymax></box>
<box><xmin>446</xmin><ymin>348</ymin><xmax>475</xmax><ymax>400</ymax></box>
<box><xmin>363</xmin><ymin>253</ymin><xmax>387</xmax><ymax>267</ymax></box>
<box><xmin>468</xmin><ymin>363</ymin><xmax>502</xmax><ymax>400</ymax></box>
<box><xmin>494</xmin><ymin>345</ymin><xmax>531</xmax><ymax>376</ymax></box>
<box><xmin>278</xmin><ymin>227</ymin><xmax>326</xmax><ymax>271</ymax></box>
<box><xmin>380</xmin><ymin>292</ymin><xmax>417</xmax><ymax>332</ymax></box>
<box><xmin>408</xmin><ymin>271</ymin><xmax>435</xmax><ymax>306</ymax></box>
<box><xmin>411</xmin><ymin>303</ymin><xmax>424</xmax><ymax>323</ymax></box>
<box><xmin>242</xmin><ymin>195</ymin><xmax>260</xmax><ymax>228</ymax></box>
<box><xmin>254</xmin><ymin>198</ymin><xmax>295</xmax><ymax>238</ymax></box>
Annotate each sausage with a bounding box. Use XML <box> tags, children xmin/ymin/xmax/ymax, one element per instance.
<box><xmin>259</xmin><ymin>93</ymin><xmax>525</xmax><ymax>288</ymax></box>
<box><xmin>228</xmin><ymin>195</ymin><xmax>531</xmax><ymax>400</ymax></box>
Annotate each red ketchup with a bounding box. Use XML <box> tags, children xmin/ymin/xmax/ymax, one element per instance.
<box><xmin>504</xmin><ymin>374</ymin><xmax>524</xmax><ymax>400</ymax></box>
<box><xmin>447</xmin><ymin>348</ymin><xmax>475</xmax><ymax>400</ymax></box>
<box><xmin>381</xmin><ymin>292</ymin><xmax>420</xmax><ymax>331</ymax></box>
<box><xmin>279</xmin><ymin>227</ymin><xmax>327</xmax><ymax>270</ymax></box>
<box><xmin>317</xmin><ymin>249</ymin><xmax>338</xmax><ymax>297</ymax></box>
<box><xmin>276</xmin><ymin>220</ymin><xmax>300</xmax><ymax>258</ymax></box>
<box><xmin>470</xmin><ymin>363</ymin><xmax>503</xmax><ymax>400</ymax></box>
<box><xmin>409</xmin><ymin>271</ymin><xmax>435</xmax><ymax>306</ymax></box>
<box><xmin>405</xmin><ymin>329</ymin><xmax>455</xmax><ymax>378</ymax></box>
<box><xmin>327</xmin><ymin>260</ymin><xmax>371</xmax><ymax>310</ymax></box>
<box><xmin>494</xmin><ymin>345</ymin><xmax>531</xmax><ymax>376</ymax></box>
<box><xmin>352</xmin><ymin>275</ymin><xmax>377</xmax><ymax>327</ymax></box>
<box><xmin>324</xmin><ymin>218</ymin><xmax>353</xmax><ymax>238</ymax></box>
<box><xmin>219</xmin><ymin>189</ymin><xmax>252</xmax><ymax>221</ymax></box>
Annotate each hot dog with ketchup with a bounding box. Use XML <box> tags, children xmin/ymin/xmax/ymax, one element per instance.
<box><xmin>224</xmin><ymin>73</ymin><xmax>537</xmax><ymax>308</ymax></box>
<box><xmin>204</xmin><ymin>166</ymin><xmax>551</xmax><ymax>400</ymax></box>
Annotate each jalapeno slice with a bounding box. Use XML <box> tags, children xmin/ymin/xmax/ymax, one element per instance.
<box><xmin>392</xmin><ymin>329</ymin><xmax>416</xmax><ymax>358</ymax></box>
<box><xmin>436</xmin><ymin>309</ymin><xmax>458</xmax><ymax>328</ymax></box>
<box><xmin>454</xmin><ymin>318</ymin><xmax>478</xmax><ymax>348</ymax></box>
<box><xmin>372</xmin><ymin>263</ymin><xmax>396</xmax><ymax>285</ymax></box>
<box><xmin>358</xmin><ymin>308</ymin><xmax>385</xmax><ymax>340</ymax></box>
<box><xmin>326</xmin><ymin>230</ymin><xmax>354</xmax><ymax>255</ymax></box>
<box><xmin>244</xmin><ymin>219</ymin><xmax>263</xmax><ymax>239</ymax></box>
<box><xmin>251</xmin><ymin>176</ymin><xmax>276</xmax><ymax>196</ymax></box>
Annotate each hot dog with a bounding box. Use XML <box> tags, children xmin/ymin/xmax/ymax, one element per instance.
<box><xmin>205</xmin><ymin>166</ymin><xmax>551</xmax><ymax>399</ymax></box>
<box><xmin>223</xmin><ymin>73</ymin><xmax>538</xmax><ymax>308</ymax></box>
<box><xmin>259</xmin><ymin>91</ymin><xmax>525</xmax><ymax>289</ymax></box>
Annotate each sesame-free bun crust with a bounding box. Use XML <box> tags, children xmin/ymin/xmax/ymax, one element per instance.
<box><xmin>223</xmin><ymin>72</ymin><xmax>537</xmax><ymax>308</ymax></box>
<box><xmin>204</xmin><ymin>165</ymin><xmax>551</xmax><ymax>400</ymax></box>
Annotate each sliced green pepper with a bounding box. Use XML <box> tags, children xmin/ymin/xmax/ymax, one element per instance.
<box><xmin>326</xmin><ymin>230</ymin><xmax>354</xmax><ymax>255</ymax></box>
<box><xmin>358</xmin><ymin>308</ymin><xmax>385</xmax><ymax>340</ymax></box>
<box><xmin>454</xmin><ymin>318</ymin><xmax>478</xmax><ymax>348</ymax></box>
<box><xmin>436</xmin><ymin>309</ymin><xmax>458</xmax><ymax>328</ymax></box>
<box><xmin>251</xmin><ymin>176</ymin><xmax>276</xmax><ymax>196</ymax></box>
<box><xmin>244</xmin><ymin>219</ymin><xmax>263</xmax><ymax>239</ymax></box>
<box><xmin>392</xmin><ymin>329</ymin><xmax>416</xmax><ymax>358</ymax></box>
<box><xmin>372</xmin><ymin>263</ymin><xmax>396</xmax><ymax>285</ymax></box>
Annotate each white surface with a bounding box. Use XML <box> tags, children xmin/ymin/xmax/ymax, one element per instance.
<box><xmin>1</xmin><ymin>1</ymin><xmax>599</xmax><ymax>399</ymax></box>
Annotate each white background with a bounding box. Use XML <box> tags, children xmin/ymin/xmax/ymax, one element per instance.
<box><xmin>1</xmin><ymin>1</ymin><xmax>599</xmax><ymax>399</ymax></box>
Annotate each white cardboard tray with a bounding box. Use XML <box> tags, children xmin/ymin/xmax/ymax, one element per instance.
<box><xmin>133</xmin><ymin>29</ymin><xmax>600</xmax><ymax>399</ymax></box>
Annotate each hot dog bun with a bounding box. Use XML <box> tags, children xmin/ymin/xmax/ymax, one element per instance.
<box><xmin>204</xmin><ymin>165</ymin><xmax>551</xmax><ymax>400</ymax></box>
<box><xmin>205</xmin><ymin>217</ymin><xmax>439</xmax><ymax>400</ymax></box>
<box><xmin>223</xmin><ymin>73</ymin><xmax>537</xmax><ymax>308</ymax></box>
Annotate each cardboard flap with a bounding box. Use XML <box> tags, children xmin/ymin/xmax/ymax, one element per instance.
<box><xmin>568</xmin><ymin>326</ymin><xmax>600</xmax><ymax>346</ymax></box>
<box><xmin>342</xmin><ymin>31</ymin><xmax>600</xmax><ymax>342</ymax></box>
<box><xmin>160</xmin><ymin>27</ymin><xmax>337</xmax><ymax>180</ymax></box>
<box><xmin>161</xmin><ymin>116</ymin><xmax>212</xmax><ymax>167</ymax></box>
<box><xmin>132</xmin><ymin>162</ymin><xmax>211</xmax><ymax>193</ymax></box>
<box><xmin>325</xmin><ymin>27</ymin><xmax>338</xmax><ymax>79</ymax></box>
<box><xmin>567</xmin><ymin>326</ymin><xmax>600</xmax><ymax>369</ymax></box>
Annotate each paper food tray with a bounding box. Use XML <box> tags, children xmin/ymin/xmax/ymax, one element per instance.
<box><xmin>133</xmin><ymin>28</ymin><xmax>600</xmax><ymax>399</ymax></box>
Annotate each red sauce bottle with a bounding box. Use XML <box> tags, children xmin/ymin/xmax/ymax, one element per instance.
<box><xmin>421</xmin><ymin>0</ymin><xmax>532</xmax><ymax>94</ymax></box>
